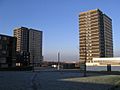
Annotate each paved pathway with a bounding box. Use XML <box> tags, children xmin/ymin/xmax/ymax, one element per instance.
<box><xmin>32</xmin><ymin>71</ymin><xmax>113</xmax><ymax>90</ymax></box>
<box><xmin>0</xmin><ymin>71</ymin><xmax>33</xmax><ymax>90</ymax></box>
<box><xmin>0</xmin><ymin>71</ymin><xmax>119</xmax><ymax>90</ymax></box>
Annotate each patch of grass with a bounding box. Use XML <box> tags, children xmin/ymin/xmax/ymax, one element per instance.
<box><xmin>60</xmin><ymin>75</ymin><xmax>120</xmax><ymax>85</ymax></box>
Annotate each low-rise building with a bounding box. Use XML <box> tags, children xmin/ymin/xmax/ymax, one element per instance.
<box><xmin>86</xmin><ymin>57</ymin><xmax>120</xmax><ymax>66</ymax></box>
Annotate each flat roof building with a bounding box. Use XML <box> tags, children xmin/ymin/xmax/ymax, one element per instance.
<box><xmin>14</xmin><ymin>27</ymin><xmax>43</xmax><ymax>66</ymax></box>
<box><xmin>79</xmin><ymin>9</ymin><xmax>113</xmax><ymax>65</ymax></box>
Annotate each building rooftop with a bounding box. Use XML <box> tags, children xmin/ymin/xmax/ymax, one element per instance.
<box><xmin>0</xmin><ymin>34</ymin><xmax>14</xmax><ymax>38</ymax></box>
<box><xmin>80</xmin><ymin>8</ymin><xmax>101</xmax><ymax>14</ymax></box>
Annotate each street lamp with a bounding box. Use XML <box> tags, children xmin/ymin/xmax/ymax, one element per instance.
<box><xmin>80</xmin><ymin>35</ymin><xmax>87</xmax><ymax>77</ymax></box>
<box><xmin>57</xmin><ymin>52</ymin><xmax>60</xmax><ymax>70</ymax></box>
<box><xmin>84</xmin><ymin>43</ymin><xmax>87</xmax><ymax>77</ymax></box>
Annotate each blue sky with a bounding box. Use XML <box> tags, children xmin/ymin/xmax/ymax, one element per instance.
<box><xmin>0</xmin><ymin>0</ymin><xmax>120</xmax><ymax>62</ymax></box>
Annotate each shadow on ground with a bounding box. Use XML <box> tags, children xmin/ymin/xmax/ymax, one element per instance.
<box><xmin>0</xmin><ymin>71</ymin><xmax>119</xmax><ymax>90</ymax></box>
<box><xmin>33</xmin><ymin>71</ymin><xmax>119</xmax><ymax>90</ymax></box>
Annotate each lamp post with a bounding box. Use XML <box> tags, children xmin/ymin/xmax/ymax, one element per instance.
<box><xmin>84</xmin><ymin>34</ymin><xmax>87</xmax><ymax>77</ymax></box>
<box><xmin>80</xmin><ymin>35</ymin><xmax>87</xmax><ymax>77</ymax></box>
<box><xmin>57</xmin><ymin>52</ymin><xmax>60</xmax><ymax>70</ymax></box>
<box><xmin>84</xmin><ymin>42</ymin><xmax>87</xmax><ymax>77</ymax></box>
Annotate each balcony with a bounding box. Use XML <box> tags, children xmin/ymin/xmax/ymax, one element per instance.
<box><xmin>91</xmin><ymin>39</ymin><xmax>99</xmax><ymax>42</ymax></box>
<box><xmin>92</xmin><ymin>45</ymin><xmax>99</xmax><ymax>49</ymax></box>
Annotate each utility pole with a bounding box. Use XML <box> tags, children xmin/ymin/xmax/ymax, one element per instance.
<box><xmin>57</xmin><ymin>52</ymin><xmax>60</xmax><ymax>70</ymax></box>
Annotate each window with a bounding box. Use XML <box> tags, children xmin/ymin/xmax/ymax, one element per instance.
<box><xmin>89</xmin><ymin>50</ymin><xmax>92</xmax><ymax>52</ymax></box>
<box><xmin>3</xmin><ymin>37</ymin><xmax>7</xmax><ymax>40</ymax></box>
<box><xmin>89</xmin><ymin>28</ymin><xmax>91</xmax><ymax>30</ymax></box>
<box><xmin>88</xmin><ymin>18</ymin><xmax>91</xmax><ymax>20</ymax></box>
<box><xmin>0</xmin><ymin>36</ymin><xmax>1</xmax><ymax>40</ymax></box>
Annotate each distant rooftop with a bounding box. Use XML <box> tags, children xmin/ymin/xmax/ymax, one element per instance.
<box><xmin>14</xmin><ymin>26</ymin><xmax>42</xmax><ymax>32</ymax></box>
<box><xmin>80</xmin><ymin>8</ymin><xmax>101</xmax><ymax>14</ymax></box>
<box><xmin>0</xmin><ymin>34</ymin><xmax>13</xmax><ymax>38</ymax></box>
